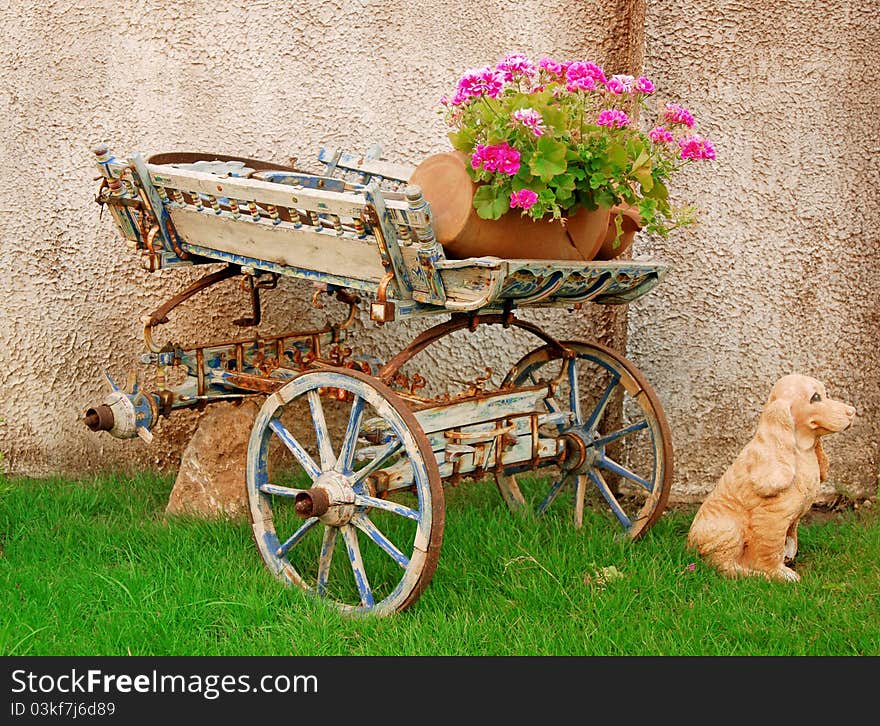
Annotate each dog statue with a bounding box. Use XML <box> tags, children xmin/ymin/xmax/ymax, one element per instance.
<box><xmin>687</xmin><ymin>374</ymin><xmax>855</xmax><ymax>582</ymax></box>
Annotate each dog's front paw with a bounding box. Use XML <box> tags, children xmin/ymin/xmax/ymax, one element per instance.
<box><xmin>777</xmin><ymin>565</ymin><xmax>801</xmax><ymax>582</ymax></box>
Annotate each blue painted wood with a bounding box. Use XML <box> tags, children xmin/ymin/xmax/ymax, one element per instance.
<box><xmin>363</xmin><ymin>182</ymin><xmax>412</xmax><ymax>301</ymax></box>
<box><xmin>130</xmin><ymin>153</ymin><xmax>189</xmax><ymax>267</ymax></box>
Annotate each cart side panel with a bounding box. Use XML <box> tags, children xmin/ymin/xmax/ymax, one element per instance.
<box><xmin>170</xmin><ymin>206</ymin><xmax>387</xmax><ymax>284</ymax></box>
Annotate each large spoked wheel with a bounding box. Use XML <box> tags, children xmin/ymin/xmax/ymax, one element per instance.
<box><xmin>501</xmin><ymin>341</ymin><xmax>673</xmax><ymax>540</ymax></box>
<box><xmin>247</xmin><ymin>367</ymin><xmax>444</xmax><ymax>616</ymax></box>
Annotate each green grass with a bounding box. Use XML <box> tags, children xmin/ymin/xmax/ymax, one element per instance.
<box><xmin>0</xmin><ymin>472</ymin><xmax>877</xmax><ymax>656</ymax></box>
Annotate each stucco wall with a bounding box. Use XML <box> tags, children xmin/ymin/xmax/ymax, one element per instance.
<box><xmin>631</xmin><ymin>0</ymin><xmax>880</xmax><ymax>500</ymax></box>
<box><xmin>0</xmin><ymin>1</ymin><xmax>876</xmax><ymax>502</ymax></box>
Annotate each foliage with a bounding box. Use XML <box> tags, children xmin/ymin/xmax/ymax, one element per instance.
<box><xmin>441</xmin><ymin>53</ymin><xmax>716</xmax><ymax>237</ymax></box>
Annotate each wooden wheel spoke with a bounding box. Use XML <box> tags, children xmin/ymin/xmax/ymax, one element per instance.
<box><xmin>336</xmin><ymin>395</ymin><xmax>365</xmax><ymax>475</ymax></box>
<box><xmin>258</xmin><ymin>482</ymin><xmax>309</xmax><ymax>498</ymax></box>
<box><xmin>597</xmin><ymin>454</ymin><xmax>653</xmax><ymax>492</ymax></box>
<box><xmin>317</xmin><ymin>525</ymin><xmax>338</xmax><ymax>596</ymax></box>
<box><xmin>545</xmin><ymin>396</ymin><xmax>563</xmax><ymax>413</ymax></box>
<box><xmin>572</xmin><ymin>473</ymin><xmax>587</xmax><ymax>529</ymax></box>
<box><xmin>269</xmin><ymin>419</ymin><xmax>321</xmax><ymax>481</ymax></box>
<box><xmin>340</xmin><ymin>524</ymin><xmax>374</xmax><ymax>608</ymax></box>
<box><xmin>307</xmin><ymin>389</ymin><xmax>336</xmax><ymax>471</ymax></box>
<box><xmin>589</xmin><ymin>419</ymin><xmax>648</xmax><ymax>449</ymax></box>
<box><xmin>537</xmin><ymin>473</ymin><xmax>569</xmax><ymax>515</ymax></box>
<box><xmin>275</xmin><ymin>517</ymin><xmax>319</xmax><ymax>558</ymax></box>
<box><xmin>349</xmin><ymin>439</ymin><xmax>402</xmax><ymax>488</ymax></box>
<box><xmin>353</xmin><ymin>493</ymin><xmax>420</xmax><ymax>521</ymax></box>
<box><xmin>584</xmin><ymin>375</ymin><xmax>620</xmax><ymax>430</ymax></box>
<box><xmin>351</xmin><ymin>514</ymin><xmax>410</xmax><ymax>569</ymax></box>
<box><xmin>587</xmin><ymin>469</ymin><xmax>631</xmax><ymax>529</ymax></box>
<box><xmin>567</xmin><ymin>358</ymin><xmax>582</xmax><ymax>423</ymax></box>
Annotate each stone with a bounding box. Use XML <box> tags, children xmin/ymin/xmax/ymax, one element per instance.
<box><xmin>165</xmin><ymin>398</ymin><xmax>262</xmax><ymax>520</ymax></box>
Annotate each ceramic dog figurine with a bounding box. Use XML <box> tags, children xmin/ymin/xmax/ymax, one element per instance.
<box><xmin>687</xmin><ymin>374</ymin><xmax>855</xmax><ymax>582</ymax></box>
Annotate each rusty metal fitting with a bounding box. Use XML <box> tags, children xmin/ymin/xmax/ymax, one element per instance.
<box><xmin>560</xmin><ymin>432</ymin><xmax>588</xmax><ymax>472</ymax></box>
<box><xmin>84</xmin><ymin>404</ymin><xmax>114</xmax><ymax>432</ymax></box>
<box><xmin>294</xmin><ymin>488</ymin><xmax>330</xmax><ymax>518</ymax></box>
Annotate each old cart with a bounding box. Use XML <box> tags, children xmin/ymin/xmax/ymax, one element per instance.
<box><xmin>85</xmin><ymin>144</ymin><xmax>673</xmax><ymax>616</ymax></box>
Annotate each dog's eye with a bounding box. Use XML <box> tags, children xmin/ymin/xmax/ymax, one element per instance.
<box><xmin>810</xmin><ymin>392</ymin><xmax>822</xmax><ymax>403</ymax></box>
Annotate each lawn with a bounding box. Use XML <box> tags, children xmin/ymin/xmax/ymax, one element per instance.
<box><xmin>1</xmin><ymin>472</ymin><xmax>877</xmax><ymax>656</ymax></box>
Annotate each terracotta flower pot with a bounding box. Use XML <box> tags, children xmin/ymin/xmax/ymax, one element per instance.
<box><xmin>596</xmin><ymin>204</ymin><xmax>643</xmax><ymax>261</ymax></box>
<box><xmin>410</xmin><ymin>151</ymin><xmax>612</xmax><ymax>261</ymax></box>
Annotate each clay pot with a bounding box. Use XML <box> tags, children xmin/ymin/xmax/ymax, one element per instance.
<box><xmin>410</xmin><ymin>151</ymin><xmax>612</xmax><ymax>261</ymax></box>
<box><xmin>596</xmin><ymin>204</ymin><xmax>643</xmax><ymax>260</ymax></box>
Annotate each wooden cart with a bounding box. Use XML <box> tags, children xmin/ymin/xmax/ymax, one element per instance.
<box><xmin>85</xmin><ymin>144</ymin><xmax>673</xmax><ymax>616</ymax></box>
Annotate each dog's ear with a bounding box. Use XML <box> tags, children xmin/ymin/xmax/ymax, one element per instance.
<box><xmin>746</xmin><ymin>397</ymin><xmax>797</xmax><ymax>496</ymax></box>
<box><xmin>815</xmin><ymin>437</ymin><xmax>829</xmax><ymax>482</ymax></box>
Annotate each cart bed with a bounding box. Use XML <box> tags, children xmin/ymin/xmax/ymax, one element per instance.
<box><xmin>94</xmin><ymin>146</ymin><xmax>667</xmax><ymax>319</ymax></box>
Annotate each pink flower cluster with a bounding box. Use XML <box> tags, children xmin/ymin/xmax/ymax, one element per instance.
<box><xmin>648</xmin><ymin>126</ymin><xmax>675</xmax><ymax>144</ymax></box>
<box><xmin>510</xmin><ymin>188</ymin><xmax>538</xmax><ymax>210</ymax></box>
<box><xmin>664</xmin><ymin>103</ymin><xmax>695</xmax><ymax>127</ymax></box>
<box><xmin>471</xmin><ymin>142</ymin><xmax>521</xmax><ymax>175</ymax></box>
<box><xmin>634</xmin><ymin>76</ymin><xmax>655</xmax><ymax>94</ymax></box>
<box><xmin>597</xmin><ymin>109</ymin><xmax>630</xmax><ymax>129</ymax></box>
<box><xmin>451</xmin><ymin>66</ymin><xmax>504</xmax><ymax>105</ymax></box>
<box><xmin>606</xmin><ymin>74</ymin><xmax>635</xmax><ymax>94</ymax></box>
<box><xmin>537</xmin><ymin>57</ymin><xmax>564</xmax><ymax>77</ymax></box>
<box><xmin>511</xmin><ymin>108</ymin><xmax>546</xmax><ymax>137</ymax></box>
<box><xmin>678</xmin><ymin>135</ymin><xmax>716</xmax><ymax>160</ymax></box>
<box><xmin>496</xmin><ymin>53</ymin><xmax>536</xmax><ymax>82</ymax></box>
<box><xmin>564</xmin><ymin>61</ymin><xmax>607</xmax><ymax>92</ymax></box>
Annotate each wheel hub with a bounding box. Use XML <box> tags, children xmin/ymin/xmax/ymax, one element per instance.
<box><xmin>560</xmin><ymin>426</ymin><xmax>600</xmax><ymax>473</ymax></box>
<box><xmin>294</xmin><ymin>471</ymin><xmax>356</xmax><ymax>526</ymax></box>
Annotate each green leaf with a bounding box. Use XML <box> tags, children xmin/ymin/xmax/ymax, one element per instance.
<box><xmin>646</xmin><ymin>180</ymin><xmax>669</xmax><ymax>201</ymax></box>
<box><xmin>633</xmin><ymin>166</ymin><xmax>654</xmax><ymax>192</ymax></box>
<box><xmin>529</xmin><ymin>137</ymin><xmax>568</xmax><ymax>182</ymax></box>
<box><xmin>607</xmin><ymin>142</ymin><xmax>627</xmax><ymax>168</ymax></box>
<box><xmin>630</xmin><ymin>148</ymin><xmax>651</xmax><ymax>173</ymax></box>
<box><xmin>552</xmin><ymin>172</ymin><xmax>576</xmax><ymax>195</ymax></box>
<box><xmin>473</xmin><ymin>184</ymin><xmax>511</xmax><ymax>220</ymax></box>
<box><xmin>448</xmin><ymin>129</ymin><xmax>475</xmax><ymax>154</ymax></box>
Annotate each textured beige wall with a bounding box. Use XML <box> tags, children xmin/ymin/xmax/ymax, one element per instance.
<box><xmin>0</xmin><ymin>1</ymin><xmax>876</xmax><ymax>502</ymax></box>
<box><xmin>632</xmin><ymin>1</ymin><xmax>880</xmax><ymax>499</ymax></box>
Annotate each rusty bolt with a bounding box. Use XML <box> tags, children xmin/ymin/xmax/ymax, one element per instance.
<box><xmin>294</xmin><ymin>488</ymin><xmax>330</xmax><ymax>518</ymax></box>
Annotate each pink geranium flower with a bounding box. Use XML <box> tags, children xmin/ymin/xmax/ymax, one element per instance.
<box><xmin>565</xmin><ymin>61</ymin><xmax>606</xmax><ymax>91</ymax></box>
<box><xmin>510</xmin><ymin>188</ymin><xmax>539</xmax><ymax>210</ymax></box>
<box><xmin>634</xmin><ymin>76</ymin><xmax>655</xmax><ymax>94</ymax></box>
<box><xmin>537</xmin><ymin>57</ymin><xmax>564</xmax><ymax>78</ymax></box>
<box><xmin>664</xmin><ymin>103</ymin><xmax>695</xmax><ymax>127</ymax></box>
<box><xmin>471</xmin><ymin>142</ymin><xmax>521</xmax><ymax>175</ymax></box>
<box><xmin>496</xmin><ymin>53</ymin><xmax>536</xmax><ymax>82</ymax></box>
<box><xmin>511</xmin><ymin>108</ymin><xmax>546</xmax><ymax>136</ymax></box>
<box><xmin>453</xmin><ymin>66</ymin><xmax>505</xmax><ymax>104</ymax></box>
<box><xmin>607</xmin><ymin>74</ymin><xmax>635</xmax><ymax>94</ymax></box>
<box><xmin>597</xmin><ymin>109</ymin><xmax>630</xmax><ymax>128</ymax></box>
<box><xmin>648</xmin><ymin>126</ymin><xmax>675</xmax><ymax>143</ymax></box>
<box><xmin>678</xmin><ymin>135</ymin><xmax>716</xmax><ymax>160</ymax></box>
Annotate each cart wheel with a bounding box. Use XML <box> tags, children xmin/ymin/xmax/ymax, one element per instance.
<box><xmin>247</xmin><ymin>367</ymin><xmax>444</xmax><ymax>615</ymax></box>
<box><xmin>501</xmin><ymin>341</ymin><xmax>673</xmax><ymax>539</ymax></box>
